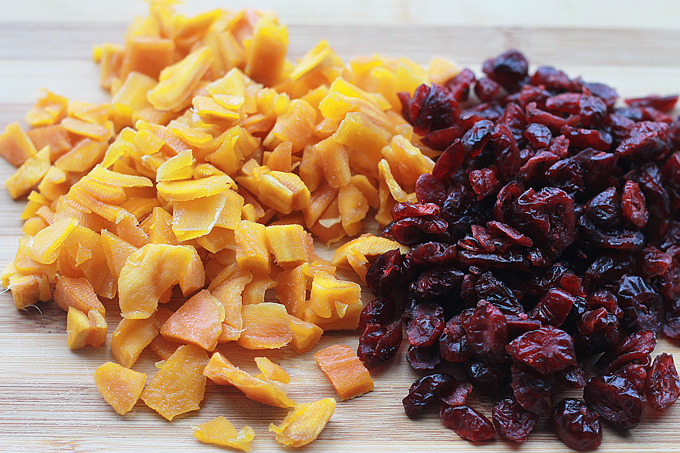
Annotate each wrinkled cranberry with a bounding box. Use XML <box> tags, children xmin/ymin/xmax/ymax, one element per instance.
<box><xmin>483</xmin><ymin>49</ymin><xmax>529</xmax><ymax>92</ymax></box>
<box><xmin>407</xmin><ymin>303</ymin><xmax>445</xmax><ymax>348</ymax></box>
<box><xmin>622</xmin><ymin>180</ymin><xmax>648</xmax><ymax>229</ymax></box>
<box><xmin>461</xmin><ymin>300</ymin><xmax>508</xmax><ymax>362</ymax></box>
<box><xmin>645</xmin><ymin>353</ymin><xmax>680</xmax><ymax>411</ymax></box>
<box><xmin>439</xmin><ymin>315</ymin><xmax>471</xmax><ymax>363</ymax></box>
<box><xmin>359</xmin><ymin>298</ymin><xmax>396</xmax><ymax>331</ymax></box>
<box><xmin>584</xmin><ymin>375</ymin><xmax>645</xmax><ymax>429</ymax></box>
<box><xmin>444</xmin><ymin>68</ymin><xmax>476</xmax><ymax>102</ymax></box>
<box><xmin>552</xmin><ymin>398</ymin><xmax>602</xmax><ymax>451</ymax></box>
<box><xmin>366</xmin><ymin>249</ymin><xmax>402</xmax><ymax>298</ymax></box>
<box><xmin>357</xmin><ymin>321</ymin><xmax>402</xmax><ymax>369</ymax></box>
<box><xmin>415</xmin><ymin>173</ymin><xmax>448</xmax><ymax>205</ymax></box>
<box><xmin>492</xmin><ymin>397</ymin><xmax>538</xmax><ymax>442</ymax></box>
<box><xmin>403</xmin><ymin>373</ymin><xmax>457</xmax><ymax>417</ymax></box>
<box><xmin>617</xmin><ymin>121</ymin><xmax>670</xmax><ymax>162</ymax></box>
<box><xmin>529</xmin><ymin>287</ymin><xmax>575</xmax><ymax>327</ymax></box>
<box><xmin>440</xmin><ymin>405</ymin><xmax>496</xmax><ymax>442</ymax></box>
<box><xmin>399</xmin><ymin>83</ymin><xmax>458</xmax><ymax>135</ymax></box>
<box><xmin>511</xmin><ymin>363</ymin><xmax>555</xmax><ymax>417</ymax></box>
<box><xmin>441</xmin><ymin>381</ymin><xmax>474</xmax><ymax>406</ymax></box>
<box><xmin>406</xmin><ymin>344</ymin><xmax>441</xmax><ymax>370</ymax></box>
<box><xmin>507</xmin><ymin>326</ymin><xmax>577</xmax><ymax>375</ymax></box>
<box><xmin>625</xmin><ymin>94</ymin><xmax>679</xmax><ymax>113</ymax></box>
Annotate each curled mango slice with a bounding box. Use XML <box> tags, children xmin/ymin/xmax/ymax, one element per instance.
<box><xmin>160</xmin><ymin>290</ymin><xmax>225</xmax><ymax>351</ymax></box>
<box><xmin>203</xmin><ymin>352</ymin><xmax>295</xmax><ymax>408</ymax></box>
<box><xmin>94</xmin><ymin>362</ymin><xmax>146</xmax><ymax>416</ymax></box>
<box><xmin>269</xmin><ymin>397</ymin><xmax>336</xmax><ymax>447</ymax></box>
<box><xmin>118</xmin><ymin>244</ymin><xmax>204</xmax><ymax>319</ymax></box>
<box><xmin>238</xmin><ymin>302</ymin><xmax>293</xmax><ymax>350</ymax></box>
<box><xmin>140</xmin><ymin>344</ymin><xmax>209</xmax><ymax>421</ymax></box>
<box><xmin>314</xmin><ymin>344</ymin><xmax>373</xmax><ymax>401</ymax></box>
<box><xmin>193</xmin><ymin>416</ymin><xmax>255</xmax><ymax>451</ymax></box>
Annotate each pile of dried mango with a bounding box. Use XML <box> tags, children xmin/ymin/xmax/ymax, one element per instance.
<box><xmin>0</xmin><ymin>1</ymin><xmax>455</xmax><ymax>449</ymax></box>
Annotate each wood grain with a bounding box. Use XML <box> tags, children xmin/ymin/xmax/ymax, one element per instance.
<box><xmin>1</xmin><ymin>1</ymin><xmax>680</xmax><ymax>452</ymax></box>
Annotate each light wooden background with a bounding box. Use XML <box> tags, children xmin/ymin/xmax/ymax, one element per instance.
<box><xmin>1</xmin><ymin>1</ymin><xmax>680</xmax><ymax>452</ymax></box>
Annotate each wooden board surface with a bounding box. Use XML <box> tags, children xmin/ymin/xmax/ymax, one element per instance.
<box><xmin>1</xmin><ymin>1</ymin><xmax>680</xmax><ymax>451</ymax></box>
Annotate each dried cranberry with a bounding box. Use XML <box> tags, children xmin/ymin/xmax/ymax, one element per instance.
<box><xmin>461</xmin><ymin>300</ymin><xmax>508</xmax><ymax>362</ymax></box>
<box><xmin>625</xmin><ymin>94</ymin><xmax>679</xmax><ymax>113</ymax></box>
<box><xmin>359</xmin><ymin>298</ymin><xmax>396</xmax><ymax>331</ymax></box>
<box><xmin>441</xmin><ymin>381</ymin><xmax>473</xmax><ymax>406</ymax></box>
<box><xmin>357</xmin><ymin>321</ymin><xmax>402</xmax><ymax>369</ymax></box>
<box><xmin>528</xmin><ymin>287</ymin><xmax>575</xmax><ymax>327</ymax></box>
<box><xmin>511</xmin><ymin>363</ymin><xmax>555</xmax><ymax>417</ymax></box>
<box><xmin>444</xmin><ymin>68</ymin><xmax>476</xmax><ymax>102</ymax></box>
<box><xmin>507</xmin><ymin>326</ymin><xmax>577</xmax><ymax>375</ymax></box>
<box><xmin>366</xmin><ymin>249</ymin><xmax>402</xmax><ymax>298</ymax></box>
<box><xmin>440</xmin><ymin>405</ymin><xmax>496</xmax><ymax>442</ymax></box>
<box><xmin>415</xmin><ymin>173</ymin><xmax>447</xmax><ymax>205</ymax></box>
<box><xmin>645</xmin><ymin>353</ymin><xmax>680</xmax><ymax>411</ymax></box>
<box><xmin>552</xmin><ymin>398</ymin><xmax>602</xmax><ymax>451</ymax></box>
<box><xmin>492</xmin><ymin>397</ymin><xmax>538</xmax><ymax>442</ymax></box>
<box><xmin>584</xmin><ymin>375</ymin><xmax>645</xmax><ymax>429</ymax></box>
<box><xmin>557</xmin><ymin>363</ymin><xmax>587</xmax><ymax>389</ymax></box>
<box><xmin>403</xmin><ymin>373</ymin><xmax>457</xmax><ymax>417</ymax></box>
<box><xmin>482</xmin><ymin>49</ymin><xmax>528</xmax><ymax>92</ymax></box>
<box><xmin>622</xmin><ymin>180</ymin><xmax>648</xmax><ymax>229</ymax></box>
<box><xmin>406</xmin><ymin>344</ymin><xmax>441</xmax><ymax>370</ymax></box>
<box><xmin>407</xmin><ymin>305</ymin><xmax>445</xmax><ymax>348</ymax></box>
<box><xmin>399</xmin><ymin>84</ymin><xmax>458</xmax><ymax>135</ymax></box>
<box><xmin>439</xmin><ymin>315</ymin><xmax>471</xmax><ymax>363</ymax></box>
<box><xmin>612</xmin><ymin>363</ymin><xmax>648</xmax><ymax>395</ymax></box>
<box><xmin>616</xmin><ymin>121</ymin><xmax>670</xmax><ymax>162</ymax></box>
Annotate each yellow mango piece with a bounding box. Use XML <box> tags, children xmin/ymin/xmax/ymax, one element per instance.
<box><xmin>264</xmin><ymin>99</ymin><xmax>316</xmax><ymax>153</ymax></box>
<box><xmin>346</xmin><ymin>248</ymin><xmax>370</xmax><ymax>282</ymax></box>
<box><xmin>110</xmin><ymin>314</ymin><xmax>159</xmax><ymax>368</ymax></box>
<box><xmin>379</xmin><ymin>158</ymin><xmax>413</xmax><ymax>203</ymax></box>
<box><xmin>141</xmin><ymin>344</ymin><xmax>209</xmax><ymax>421</ymax></box>
<box><xmin>94</xmin><ymin>362</ymin><xmax>147</xmax><ymax>416</ymax></box>
<box><xmin>111</xmin><ymin>71</ymin><xmax>158</xmax><ymax>127</ymax></box>
<box><xmin>382</xmin><ymin>134</ymin><xmax>435</xmax><ymax>186</ymax></box>
<box><xmin>238</xmin><ymin>303</ymin><xmax>293</xmax><ymax>350</ymax></box>
<box><xmin>276</xmin><ymin>264</ymin><xmax>308</xmax><ymax>320</ymax></box>
<box><xmin>314</xmin><ymin>344</ymin><xmax>373</xmax><ymax>401</ymax></box>
<box><xmin>37</xmin><ymin>165</ymin><xmax>68</xmax><ymax>201</ymax></box>
<box><xmin>313</xmin><ymin>137</ymin><xmax>351</xmax><ymax>189</ymax></box>
<box><xmin>215</xmin><ymin>189</ymin><xmax>244</xmax><ymax>229</ymax></box>
<box><xmin>27</xmin><ymin>218</ymin><xmax>77</xmax><ymax>264</ymax></box>
<box><xmin>350</xmin><ymin>174</ymin><xmax>380</xmax><ymax>208</ymax></box>
<box><xmin>257</xmin><ymin>170</ymin><xmax>311</xmax><ymax>215</ymax></box>
<box><xmin>338</xmin><ymin>183</ymin><xmax>369</xmax><ymax>236</ymax></box>
<box><xmin>234</xmin><ymin>220</ymin><xmax>270</xmax><ymax>274</ymax></box>
<box><xmin>303</xmin><ymin>301</ymin><xmax>362</xmax><ymax>331</ymax></box>
<box><xmin>155</xmin><ymin>149</ymin><xmax>193</xmax><ymax>182</ymax></box>
<box><xmin>244</xmin><ymin>18</ymin><xmax>288</xmax><ymax>87</ymax></box>
<box><xmin>211</xmin><ymin>266</ymin><xmax>252</xmax><ymax>336</ymax></box>
<box><xmin>299</xmin><ymin>144</ymin><xmax>322</xmax><ymax>193</ymax></box>
<box><xmin>288</xmin><ymin>315</ymin><xmax>323</xmax><ymax>354</ymax></box>
<box><xmin>25</xmin><ymin>89</ymin><xmax>69</xmax><ymax>128</ymax></box>
<box><xmin>118</xmin><ymin>244</ymin><xmax>205</xmax><ymax>319</ymax></box>
<box><xmin>309</xmin><ymin>271</ymin><xmax>361</xmax><ymax>319</ymax></box>
<box><xmin>269</xmin><ymin>398</ymin><xmax>336</xmax><ymax>448</ymax></box>
<box><xmin>54</xmin><ymin>276</ymin><xmax>105</xmax><ymax>315</ymax></box>
<box><xmin>0</xmin><ymin>122</ymin><xmax>38</xmax><ymax>167</ymax></box>
<box><xmin>203</xmin><ymin>352</ymin><xmax>295</xmax><ymax>408</ymax></box>
<box><xmin>264</xmin><ymin>141</ymin><xmax>292</xmax><ymax>172</ymax></box>
<box><xmin>55</xmin><ymin>139</ymin><xmax>108</xmax><ymax>174</ymax></box>
<box><xmin>148</xmin><ymin>46</ymin><xmax>214</xmax><ymax>112</ymax></box>
<box><xmin>242</xmin><ymin>274</ymin><xmax>277</xmax><ymax>305</ymax></box>
<box><xmin>66</xmin><ymin>307</ymin><xmax>91</xmax><ymax>349</ymax></box>
<box><xmin>120</xmin><ymin>36</ymin><xmax>175</xmax><ymax>80</ymax></box>
<box><xmin>156</xmin><ymin>174</ymin><xmax>233</xmax><ymax>202</ymax></box>
<box><xmin>303</xmin><ymin>183</ymin><xmax>337</xmax><ymax>228</ymax></box>
<box><xmin>172</xmin><ymin>192</ymin><xmax>226</xmax><ymax>242</ymax></box>
<box><xmin>68</xmin><ymin>101</ymin><xmax>110</xmax><ymax>125</ymax></box>
<box><xmin>147</xmin><ymin>207</ymin><xmax>178</xmax><ymax>245</ymax></box>
<box><xmin>61</xmin><ymin>117</ymin><xmax>112</xmax><ymax>142</ymax></box>
<box><xmin>101</xmin><ymin>230</ymin><xmax>138</xmax><ymax>280</ymax></box>
<box><xmin>26</xmin><ymin>124</ymin><xmax>72</xmax><ymax>161</ymax></box>
<box><xmin>265</xmin><ymin>224</ymin><xmax>308</xmax><ymax>267</ymax></box>
<box><xmin>160</xmin><ymin>290</ymin><xmax>225</xmax><ymax>351</ymax></box>
<box><xmin>193</xmin><ymin>416</ymin><xmax>255</xmax><ymax>451</ymax></box>
<box><xmin>254</xmin><ymin>357</ymin><xmax>290</xmax><ymax>384</ymax></box>
<box><xmin>8</xmin><ymin>272</ymin><xmax>51</xmax><ymax>309</ymax></box>
<box><xmin>207</xmin><ymin>126</ymin><xmax>259</xmax><ymax>176</ymax></box>
<box><xmin>87</xmin><ymin>309</ymin><xmax>108</xmax><ymax>347</ymax></box>
<box><xmin>6</xmin><ymin>146</ymin><xmax>51</xmax><ymax>199</ymax></box>
<box><xmin>332</xmin><ymin>234</ymin><xmax>409</xmax><ymax>269</ymax></box>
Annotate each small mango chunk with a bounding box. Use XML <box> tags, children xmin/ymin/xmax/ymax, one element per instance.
<box><xmin>94</xmin><ymin>362</ymin><xmax>146</xmax><ymax>415</ymax></box>
<box><xmin>269</xmin><ymin>398</ymin><xmax>336</xmax><ymax>447</ymax></box>
<box><xmin>54</xmin><ymin>276</ymin><xmax>106</xmax><ymax>315</ymax></box>
<box><xmin>193</xmin><ymin>416</ymin><xmax>255</xmax><ymax>451</ymax></box>
<box><xmin>110</xmin><ymin>314</ymin><xmax>159</xmax><ymax>368</ymax></box>
<box><xmin>234</xmin><ymin>220</ymin><xmax>270</xmax><ymax>274</ymax></box>
<box><xmin>276</xmin><ymin>264</ymin><xmax>308</xmax><ymax>320</ymax></box>
<box><xmin>309</xmin><ymin>271</ymin><xmax>361</xmax><ymax>319</ymax></box>
<box><xmin>288</xmin><ymin>315</ymin><xmax>323</xmax><ymax>354</ymax></box>
<box><xmin>141</xmin><ymin>344</ymin><xmax>209</xmax><ymax>421</ymax></box>
<box><xmin>66</xmin><ymin>307</ymin><xmax>107</xmax><ymax>349</ymax></box>
<box><xmin>28</xmin><ymin>218</ymin><xmax>77</xmax><ymax>265</ymax></box>
<box><xmin>237</xmin><ymin>303</ymin><xmax>293</xmax><ymax>350</ymax></box>
<box><xmin>265</xmin><ymin>224</ymin><xmax>308</xmax><ymax>267</ymax></box>
<box><xmin>254</xmin><ymin>357</ymin><xmax>290</xmax><ymax>384</ymax></box>
<box><xmin>0</xmin><ymin>122</ymin><xmax>37</xmax><ymax>167</ymax></box>
<box><xmin>160</xmin><ymin>290</ymin><xmax>225</xmax><ymax>351</ymax></box>
<box><xmin>25</xmin><ymin>89</ymin><xmax>69</xmax><ymax>128</ymax></box>
<box><xmin>314</xmin><ymin>344</ymin><xmax>374</xmax><ymax>400</ymax></box>
<box><xmin>118</xmin><ymin>244</ymin><xmax>204</xmax><ymax>319</ymax></box>
<box><xmin>331</xmin><ymin>234</ymin><xmax>409</xmax><ymax>268</ymax></box>
<box><xmin>203</xmin><ymin>352</ymin><xmax>295</xmax><ymax>408</ymax></box>
<box><xmin>6</xmin><ymin>146</ymin><xmax>51</xmax><ymax>199</ymax></box>
<box><xmin>7</xmin><ymin>272</ymin><xmax>51</xmax><ymax>309</ymax></box>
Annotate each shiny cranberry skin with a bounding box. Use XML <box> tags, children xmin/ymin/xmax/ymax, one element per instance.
<box><xmin>492</xmin><ymin>397</ymin><xmax>538</xmax><ymax>442</ymax></box>
<box><xmin>583</xmin><ymin>375</ymin><xmax>645</xmax><ymax>429</ymax></box>
<box><xmin>645</xmin><ymin>353</ymin><xmax>680</xmax><ymax>411</ymax></box>
<box><xmin>440</xmin><ymin>405</ymin><xmax>496</xmax><ymax>442</ymax></box>
<box><xmin>552</xmin><ymin>398</ymin><xmax>602</xmax><ymax>451</ymax></box>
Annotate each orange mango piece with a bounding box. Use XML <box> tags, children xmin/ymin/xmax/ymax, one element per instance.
<box><xmin>141</xmin><ymin>344</ymin><xmax>209</xmax><ymax>421</ymax></box>
<box><xmin>66</xmin><ymin>307</ymin><xmax>108</xmax><ymax>349</ymax></box>
<box><xmin>101</xmin><ymin>230</ymin><xmax>138</xmax><ymax>280</ymax></box>
<box><xmin>55</xmin><ymin>139</ymin><xmax>108</xmax><ymax>174</ymax></box>
<box><xmin>314</xmin><ymin>344</ymin><xmax>374</xmax><ymax>400</ymax></box>
<box><xmin>382</xmin><ymin>134</ymin><xmax>435</xmax><ymax>185</ymax></box>
<box><xmin>148</xmin><ymin>46</ymin><xmax>214</xmax><ymax>112</ymax></box>
<box><xmin>120</xmin><ymin>36</ymin><xmax>175</xmax><ymax>80</ymax></box>
<box><xmin>118</xmin><ymin>244</ymin><xmax>204</xmax><ymax>319</ymax></box>
<box><xmin>265</xmin><ymin>224</ymin><xmax>308</xmax><ymax>267</ymax></box>
<box><xmin>156</xmin><ymin>174</ymin><xmax>233</xmax><ymax>202</ymax></box>
<box><xmin>61</xmin><ymin>117</ymin><xmax>112</xmax><ymax>142</ymax></box>
<box><xmin>242</xmin><ymin>274</ymin><xmax>277</xmax><ymax>305</ymax></box>
<box><xmin>155</xmin><ymin>149</ymin><xmax>194</xmax><ymax>182</ymax></box>
<box><xmin>338</xmin><ymin>182</ymin><xmax>369</xmax><ymax>236</ymax></box>
<box><xmin>237</xmin><ymin>303</ymin><xmax>293</xmax><ymax>349</ymax></box>
<box><xmin>304</xmin><ymin>301</ymin><xmax>362</xmax><ymax>331</ymax></box>
<box><xmin>309</xmin><ymin>270</ymin><xmax>361</xmax><ymax>319</ymax></box>
<box><xmin>203</xmin><ymin>352</ymin><xmax>295</xmax><ymax>408</ymax></box>
<box><xmin>313</xmin><ymin>137</ymin><xmax>351</xmax><ymax>189</ymax></box>
<box><xmin>269</xmin><ymin>398</ymin><xmax>336</xmax><ymax>448</ymax></box>
<box><xmin>6</xmin><ymin>146</ymin><xmax>51</xmax><ymax>199</ymax></box>
<box><xmin>0</xmin><ymin>122</ymin><xmax>38</xmax><ymax>167</ymax></box>
<box><xmin>288</xmin><ymin>315</ymin><xmax>323</xmax><ymax>354</ymax></box>
<box><xmin>7</xmin><ymin>272</ymin><xmax>51</xmax><ymax>309</ymax></box>
<box><xmin>111</xmin><ymin>71</ymin><xmax>158</xmax><ymax>127</ymax></box>
<box><xmin>254</xmin><ymin>357</ymin><xmax>290</xmax><ymax>384</ymax></box>
<box><xmin>147</xmin><ymin>207</ymin><xmax>178</xmax><ymax>245</ymax></box>
<box><xmin>25</xmin><ymin>89</ymin><xmax>69</xmax><ymax>128</ymax></box>
<box><xmin>244</xmin><ymin>18</ymin><xmax>288</xmax><ymax>87</ymax></box>
<box><xmin>276</xmin><ymin>264</ymin><xmax>308</xmax><ymax>320</ymax></box>
<box><xmin>193</xmin><ymin>416</ymin><xmax>255</xmax><ymax>451</ymax></box>
<box><xmin>331</xmin><ymin>234</ymin><xmax>409</xmax><ymax>269</ymax></box>
<box><xmin>110</xmin><ymin>314</ymin><xmax>159</xmax><ymax>368</ymax></box>
<box><xmin>264</xmin><ymin>141</ymin><xmax>292</xmax><ymax>172</ymax></box>
<box><xmin>264</xmin><ymin>99</ymin><xmax>316</xmax><ymax>153</ymax></box>
<box><xmin>172</xmin><ymin>193</ymin><xmax>226</xmax><ymax>242</ymax></box>
<box><xmin>26</xmin><ymin>124</ymin><xmax>72</xmax><ymax>161</ymax></box>
<box><xmin>160</xmin><ymin>290</ymin><xmax>225</xmax><ymax>351</ymax></box>
<box><xmin>94</xmin><ymin>362</ymin><xmax>147</xmax><ymax>416</ymax></box>
<box><xmin>234</xmin><ymin>220</ymin><xmax>270</xmax><ymax>274</ymax></box>
<box><xmin>149</xmin><ymin>335</ymin><xmax>179</xmax><ymax>361</ymax></box>
<box><xmin>27</xmin><ymin>218</ymin><xmax>77</xmax><ymax>265</ymax></box>
<box><xmin>54</xmin><ymin>276</ymin><xmax>105</xmax><ymax>315</ymax></box>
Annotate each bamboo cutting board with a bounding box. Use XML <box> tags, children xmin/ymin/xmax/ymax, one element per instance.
<box><xmin>1</xmin><ymin>1</ymin><xmax>680</xmax><ymax>451</ymax></box>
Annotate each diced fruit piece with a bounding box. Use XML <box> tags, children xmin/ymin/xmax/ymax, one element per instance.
<box><xmin>314</xmin><ymin>344</ymin><xmax>373</xmax><ymax>400</ymax></box>
<box><xmin>94</xmin><ymin>362</ymin><xmax>146</xmax><ymax>415</ymax></box>
<box><xmin>193</xmin><ymin>416</ymin><xmax>255</xmax><ymax>451</ymax></box>
<box><xmin>160</xmin><ymin>290</ymin><xmax>225</xmax><ymax>351</ymax></box>
<box><xmin>269</xmin><ymin>398</ymin><xmax>336</xmax><ymax>447</ymax></box>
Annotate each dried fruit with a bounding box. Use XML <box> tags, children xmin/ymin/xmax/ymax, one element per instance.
<box><xmin>314</xmin><ymin>344</ymin><xmax>374</xmax><ymax>400</ymax></box>
<box><xmin>269</xmin><ymin>398</ymin><xmax>336</xmax><ymax>447</ymax></box>
<box><xmin>94</xmin><ymin>362</ymin><xmax>146</xmax><ymax>416</ymax></box>
<box><xmin>552</xmin><ymin>398</ymin><xmax>602</xmax><ymax>451</ymax></box>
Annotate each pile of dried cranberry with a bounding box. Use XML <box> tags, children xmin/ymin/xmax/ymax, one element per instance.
<box><xmin>357</xmin><ymin>50</ymin><xmax>680</xmax><ymax>450</ymax></box>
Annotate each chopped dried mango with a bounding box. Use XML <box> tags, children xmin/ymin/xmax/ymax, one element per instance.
<box><xmin>160</xmin><ymin>290</ymin><xmax>225</xmax><ymax>351</ymax></box>
<box><xmin>141</xmin><ymin>344</ymin><xmax>209</xmax><ymax>421</ymax></box>
<box><xmin>238</xmin><ymin>302</ymin><xmax>293</xmax><ymax>349</ymax></box>
<box><xmin>193</xmin><ymin>416</ymin><xmax>255</xmax><ymax>451</ymax></box>
<box><xmin>110</xmin><ymin>314</ymin><xmax>159</xmax><ymax>368</ymax></box>
<box><xmin>269</xmin><ymin>397</ymin><xmax>336</xmax><ymax>447</ymax></box>
<box><xmin>314</xmin><ymin>344</ymin><xmax>373</xmax><ymax>400</ymax></box>
<box><xmin>203</xmin><ymin>352</ymin><xmax>295</xmax><ymax>408</ymax></box>
<box><xmin>94</xmin><ymin>362</ymin><xmax>146</xmax><ymax>415</ymax></box>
